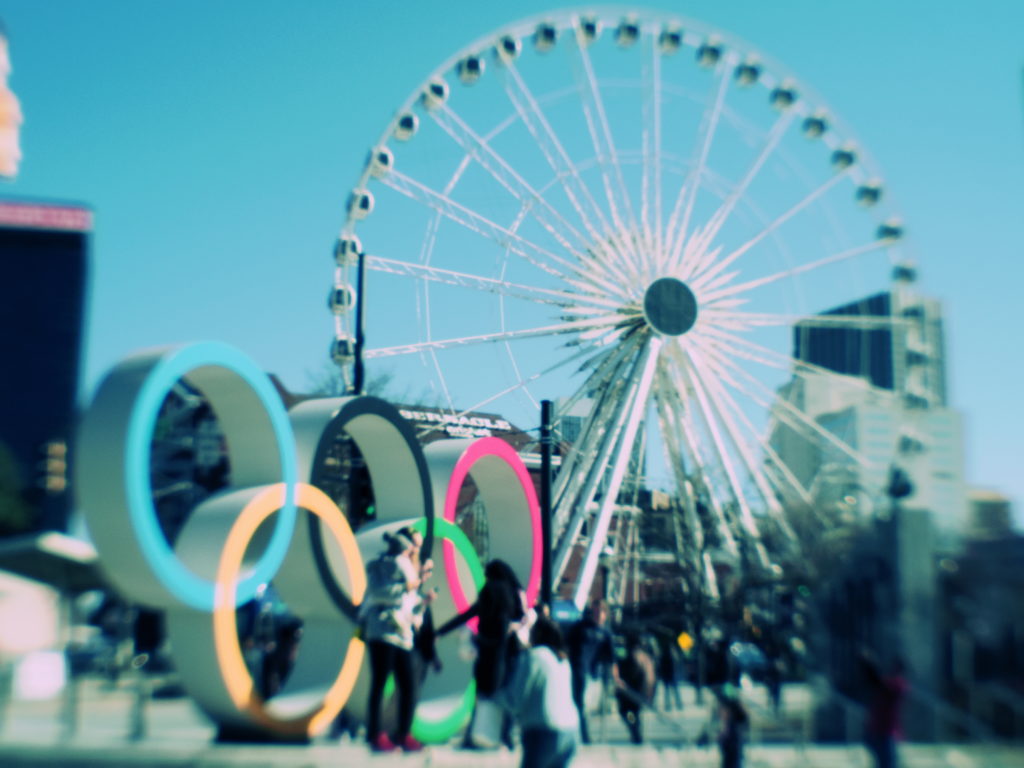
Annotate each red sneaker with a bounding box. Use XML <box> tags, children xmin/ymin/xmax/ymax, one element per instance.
<box><xmin>370</xmin><ymin>733</ymin><xmax>397</xmax><ymax>752</ymax></box>
<box><xmin>400</xmin><ymin>735</ymin><xmax>425</xmax><ymax>752</ymax></box>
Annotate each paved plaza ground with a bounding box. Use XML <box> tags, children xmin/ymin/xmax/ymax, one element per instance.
<box><xmin>1</xmin><ymin>677</ymin><xmax>1021</xmax><ymax>767</ymax></box>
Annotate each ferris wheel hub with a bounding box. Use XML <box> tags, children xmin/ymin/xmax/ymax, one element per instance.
<box><xmin>642</xmin><ymin>277</ymin><xmax>698</xmax><ymax>336</ymax></box>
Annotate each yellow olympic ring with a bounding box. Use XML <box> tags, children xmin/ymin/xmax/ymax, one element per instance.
<box><xmin>213</xmin><ymin>482</ymin><xmax>366</xmax><ymax>737</ymax></box>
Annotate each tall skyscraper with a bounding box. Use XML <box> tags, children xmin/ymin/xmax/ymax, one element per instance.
<box><xmin>0</xmin><ymin>199</ymin><xmax>90</xmax><ymax>536</ymax></box>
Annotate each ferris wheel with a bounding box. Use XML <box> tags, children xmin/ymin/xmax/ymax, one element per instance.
<box><xmin>329</xmin><ymin>10</ymin><xmax>916</xmax><ymax>608</ymax></box>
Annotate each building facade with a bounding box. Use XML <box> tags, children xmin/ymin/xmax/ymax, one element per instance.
<box><xmin>0</xmin><ymin>200</ymin><xmax>90</xmax><ymax>537</ymax></box>
<box><xmin>773</xmin><ymin>280</ymin><xmax>968</xmax><ymax>537</ymax></box>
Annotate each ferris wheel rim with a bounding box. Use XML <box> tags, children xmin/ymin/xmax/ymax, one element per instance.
<box><xmin>340</xmin><ymin>7</ymin><xmax>896</xmax><ymax>241</ymax></box>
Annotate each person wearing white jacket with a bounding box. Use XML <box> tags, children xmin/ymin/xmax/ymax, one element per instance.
<box><xmin>501</xmin><ymin>615</ymin><xmax>580</xmax><ymax>768</ymax></box>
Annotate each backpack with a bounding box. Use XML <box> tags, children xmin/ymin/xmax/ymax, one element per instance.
<box><xmin>359</xmin><ymin>553</ymin><xmax>420</xmax><ymax>646</ymax></box>
<box><xmin>364</xmin><ymin>553</ymin><xmax>406</xmax><ymax>607</ymax></box>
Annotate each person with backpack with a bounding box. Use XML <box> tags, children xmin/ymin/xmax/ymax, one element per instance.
<box><xmin>359</xmin><ymin>529</ymin><xmax>435</xmax><ymax>753</ymax></box>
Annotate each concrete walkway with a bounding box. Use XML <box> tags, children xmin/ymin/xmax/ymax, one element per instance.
<box><xmin>1</xmin><ymin>677</ymin><xmax>1021</xmax><ymax>767</ymax></box>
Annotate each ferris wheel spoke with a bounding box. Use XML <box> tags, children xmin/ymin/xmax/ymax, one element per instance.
<box><xmin>771</xmin><ymin>393</ymin><xmax>874</xmax><ymax>471</ymax></box>
<box><xmin>363</xmin><ymin>315</ymin><xmax>627</xmax><ymax>359</ymax></box>
<box><xmin>654</xmin><ymin>368</ymin><xmax>739</xmax><ymax>556</ymax></box>
<box><xmin>366</xmin><ymin>255</ymin><xmax>621</xmax><ymax>310</ymax></box>
<box><xmin>652</xmin><ymin>377</ymin><xmax>699</xmax><ymax>498</ymax></box>
<box><xmin>698</xmin><ymin>325</ymin><xmax>902</xmax><ymax>404</ymax></box>
<box><xmin>552</xmin><ymin>340</ymin><xmax>650</xmax><ymax>554</ymax></box>
<box><xmin>569</xmin><ymin>241</ymin><xmax>638</xmax><ymax>299</ymax></box>
<box><xmin>683</xmin><ymin>108</ymin><xmax>799</xmax><ymax>280</ymax></box>
<box><xmin>641</xmin><ymin>33</ymin><xmax>664</xmax><ymax>261</ymax></box>
<box><xmin>700</xmin><ymin>308</ymin><xmax>907</xmax><ymax>332</ymax></box>
<box><xmin>430</xmin><ymin>104</ymin><xmax>591</xmax><ymax>253</ymax></box>
<box><xmin>412</xmin><ymin>343</ymin><xmax>595</xmax><ymax>439</ymax></box>
<box><xmin>695</xmin><ymin>337</ymin><xmax>874</xmax><ymax>470</ymax></box>
<box><xmin>652</xmin><ymin>392</ymin><xmax>690</xmax><ymax>492</ymax></box>
<box><xmin>553</xmin><ymin>390</ymin><xmax>625</xmax><ymax>534</ymax></box>
<box><xmin>753</xmin><ymin>415</ymin><xmax>815</xmax><ymax>512</ymax></box>
<box><xmin>713</xmin><ymin>384</ymin><xmax>814</xmax><ymax>519</ymax></box>
<box><xmin>379</xmin><ymin>169</ymin><xmax>577</xmax><ymax>280</ymax></box>
<box><xmin>664</xmin><ymin>60</ymin><xmax>732</xmax><ymax>271</ymax></box>
<box><xmin>671</xmin><ymin>345</ymin><xmax>769</xmax><ymax>565</ymax></box>
<box><xmin>501</xmin><ymin>196</ymin><xmax>639</xmax><ymax>301</ymax></box>
<box><xmin>563</xmin><ymin>339</ymin><xmax>662</xmax><ymax>608</ymax></box>
<box><xmin>570</xmin><ymin>36</ymin><xmax>642</xmax><ymax>259</ymax></box>
<box><xmin>692</xmin><ymin>168</ymin><xmax>852</xmax><ymax>291</ymax></box>
<box><xmin>501</xmin><ymin>65</ymin><xmax>613</xmax><ymax>243</ymax></box>
<box><xmin>557</xmin><ymin>330</ymin><xmax>646</xmax><ymax>435</ymax></box>
<box><xmin>552</xmin><ymin>334</ymin><xmax>648</xmax><ymax>512</ymax></box>
<box><xmin>757</xmin><ymin>415</ymin><xmax>819</xmax><ymax>509</ymax></box>
<box><xmin>686</xmin><ymin>344</ymin><xmax>799</xmax><ymax>541</ymax></box>
<box><xmin>759</xmin><ymin>434</ymin><xmax>817</xmax><ymax>508</ymax></box>
<box><xmin>691</xmin><ymin>327</ymin><xmax>786</xmax><ymax>372</ymax></box>
<box><xmin>552</xmin><ymin>393</ymin><xmax>616</xmax><ymax>523</ymax></box>
<box><xmin>652</xmin><ymin>392</ymin><xmax>710</xmax><ymax>556</ymax></box>
<box><xmin>702</xmin><ymin>239</ymin><xmax>893</xmax><ymax>302</ymax></box>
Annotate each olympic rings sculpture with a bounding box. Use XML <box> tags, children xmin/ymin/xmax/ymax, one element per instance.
<box><xmin>75</xmin><ymin>341</ymin><xmax>542</xmax><ymax>740</ymax></box>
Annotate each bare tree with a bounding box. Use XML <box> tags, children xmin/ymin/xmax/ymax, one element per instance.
<box><xmin>306</xmin><ymin>363</ymin><xmax>439</xmax><ymax>406</ymax></box>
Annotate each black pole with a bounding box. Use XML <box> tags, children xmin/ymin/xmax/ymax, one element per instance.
<box><xmin>353</xmin><ymin>250</ymin><xmax>367</xmax><ymax>395</ymax></box>
<box><xmin>540</xmin><ymin>399</ymin><xmax>553</xmax><ymax>608</ymax></box>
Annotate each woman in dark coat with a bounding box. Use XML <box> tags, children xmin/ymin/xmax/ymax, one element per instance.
<box><xmin>437</xmin><ymin>558</ymin><xmax>527</xmax><ymax>747</ymax></box>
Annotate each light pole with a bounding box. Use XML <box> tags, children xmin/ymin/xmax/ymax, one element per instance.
<box><xmin>540</xmin><ymin>399</ymin><xmax>553</xmax><ymax>608</ymax></box>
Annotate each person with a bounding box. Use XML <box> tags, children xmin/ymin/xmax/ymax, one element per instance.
<box><xmin>612</xmin><ymin>633</ymin><xmax>655</xmax><ymax>744</ymax></box>
<box><xmin>704</xmin><ymin>637</ymin><xmax>732</xmax><ymax>697</ymax></box>
<box><xmin>657</xmin><ymin>637</ymin><xmax>683</xmax><ymax>712</ymax></box>
<box><xmin>88</xmin><ymin>594</ymin><xmax>134</xmax><ymax>687</ymax></box>
<box><xmin>359</xmin><ymin>529</ymin><xmax>435</xmax><ymax>753</ymax></box>
<box><xmin>717</xmin><ymin>691</ymin><xmax>748</xmax><ymax>768</ymax></box>
<box><xmin>861</xmin><ymin>652</ymin><xmax>907</xmax><ymax>768</ymax></box>
<box><xmin>500</xmin><ymin>615</ymin><xmax>579</xmax><ymax>768</ymax></box>
<box><xmin>399</xmin><ymin>525</ymin><xmax>442</xmax><ymax>677</ymax></box>
<box><xmin>565</xmin><ymin>598</ymin><xmax>614</xmax><ymax>744</ymax></box>
<box><xmin>764</xmin><ymin>654</ymin><xmax>784</xmax><ymax>716</ymax></box>
<box><xmin>436</xmin><ymin>558</ymin><xmax>530</xmax><ymax>749</ymax></box>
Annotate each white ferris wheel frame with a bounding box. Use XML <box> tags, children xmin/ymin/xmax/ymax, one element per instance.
<box><xmin>329</xmin><ymin>9</ymin><xmax>917</xmax><ymax>609</ymax></box>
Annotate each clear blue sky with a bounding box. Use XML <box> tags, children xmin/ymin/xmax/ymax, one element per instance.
<box><xmin>2</xmin><ymin>1</ymin><xmax>1022</xmax><ymax>521</ymax></box>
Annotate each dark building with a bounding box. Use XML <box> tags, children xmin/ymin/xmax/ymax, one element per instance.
<box><xmin>794</xmin><ymin>291</ymin><xmax>896</xmax><ymax>391</ymax></box>
<box><xmin>0</xmin><ymin>199</ymin><xmax>90</xmax><ymax>536</ymax></box>
<box><xmin>792</xmin><ymin>284</ymin><xmax>948</xmax><ymax>409</ymax></box>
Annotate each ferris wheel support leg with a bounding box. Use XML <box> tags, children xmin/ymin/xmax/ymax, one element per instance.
<box><xmin>571</xmin><ymin>339</ymin><xmax>662</xmax><ymax>611</ymax></box>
